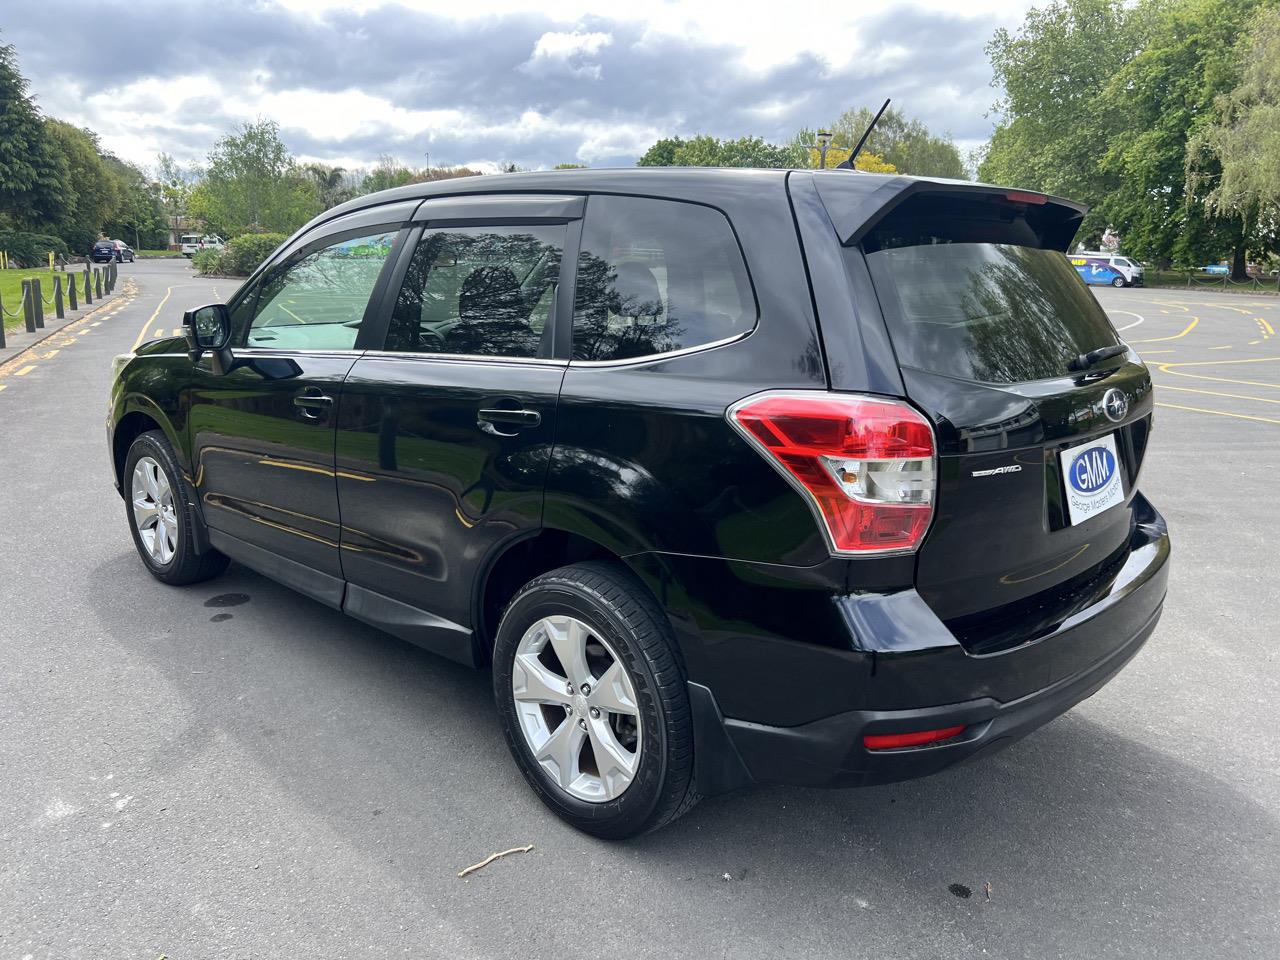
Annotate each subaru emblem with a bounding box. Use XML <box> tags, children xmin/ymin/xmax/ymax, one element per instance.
<box><xmin>1102</xmin><ymin>388</ymin><xmax>1128</xmax><ymax>423</ymax></box>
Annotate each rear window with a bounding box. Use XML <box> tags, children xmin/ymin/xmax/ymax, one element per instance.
<box><xmin>863</xmin><ymin>243</ymin><xmax>1120</xmax><ymax>384</ymax></box>
<box><xmin>94</xmin><ymin>241</ymin><xmax>113</xmax><ymax>248</ymax></box>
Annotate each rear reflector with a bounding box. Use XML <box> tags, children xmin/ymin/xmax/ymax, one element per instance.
<box><xmin>728</xmin><ymin>392</ymin><xmax>936</xmax><ymax>555</ymax></box>
<box><xmin>863</xmin><ymin>725</ymin><xmax>966</xmax><ymax>751</ymax></box>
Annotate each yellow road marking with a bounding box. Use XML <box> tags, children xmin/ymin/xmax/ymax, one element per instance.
<box><xmin>1250</xmin><ymin>339</ymin><xmax>1262</xmax><ymax>345</ymax></box>
<box><xmin>15</xmin><ymin>365</ymin><xmax>36</xmax><ymax>376</ymax></box>
<box><xmin>1158</xmin><ymin>384</ymin><xmax>1280</xmax><ymax>405</ymax></box>
<box><xmin>91</xmin><ymin>321</ymin><xmax>101</xmax><ymax>327</ymax></box>
<box><xmin>0</xmin><ymin>384</ymin><xmax>7</xmax><ymax>392</ymax></box>
<box><xmin>1260</xmin><ymin>317</ymin><xmax>1276</xmax><ymax>335</ymax></box>
<box><xmin>1156</xmin><ymin>401</ymin><xmax>1280</xmax><ymax>425</ymax></box>
<box><xmin>1209</xmin><ymin>345</ymin><xmax>1233</xmax><ymax>350</ymax></box>
<box><xmin>132</xmin><ymin>286</ymin><xmax>173</xmax><ymax>351</ymax></box>
<box><xmin>1159</xmin><ymin>355</ymin><xmax>1280</xmax><ymax>368</ymax></box>
<box><xmin>1132</xmin><ymin>317</ymin><xmax>1198</xmax><ymax>343</ymax></box>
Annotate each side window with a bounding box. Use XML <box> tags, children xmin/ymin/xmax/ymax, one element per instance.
<box><xmin>572</xmin><ymin>195</ymin><xmax>755</xmax><ymax>362</ymax></box>
<box><xmin>385</xmin><ymin>224</ymin><xmax>565</xmax><ymax>358</ymax></box>
<box><xmin>244</xmin><ymin>230</ymin><xmax>398</xmax><ymax>350</ymax></box>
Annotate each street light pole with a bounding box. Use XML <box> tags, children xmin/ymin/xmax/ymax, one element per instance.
<box><xmin>814</xmin><ymin>131</ymin><xmax>833</xmax><ymax>169</ymax></box>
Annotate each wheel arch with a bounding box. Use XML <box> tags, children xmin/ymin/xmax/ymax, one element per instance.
<box><xmin>475</xmin><ymin>526</ymin><xmax>676</xmax><ymax>663</ymax></box>
<box><xmin>110</xmin><ymin>397</ymin><xmax>186</xmax><ymax>495</ymax></box>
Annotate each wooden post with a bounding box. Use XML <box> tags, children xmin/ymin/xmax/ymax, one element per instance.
<box><xmin>68</xmin><ymin>271</ymin><xmax>78</xmax><ymax>310</ymax></box>
<box><xmin>94</xmin><ymin>268</ymin><xmax>103</xmax><ymax>299</ymax></box>
<box><xmin>32</xmin><ymin>278</ymin><xmax>45</xmax><ymax>329</ymax></box>
<box><xmin>53</xmin><ymin>274</ymin><xmax>65</xmax><ymax>319</ymax></box>
<box><xmin>84</xmin><ymin>266</ymin><xmax>93</xmax><ymax>304</ymax></box>
<box><xmin>0</xmin><ymin>293</ymin><xmax>6</xmax><ymax>350</ymax></box>
<box><xmin>22</xmin><ymin>280</ymin><xmax>37</xmax><ymax>333</ymax></box>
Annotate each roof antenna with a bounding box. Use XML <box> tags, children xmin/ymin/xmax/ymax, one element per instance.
<box><xmin>835</xmin><ymin>98</ymin><xmax>891</xmax><ymax>170</ymax></box>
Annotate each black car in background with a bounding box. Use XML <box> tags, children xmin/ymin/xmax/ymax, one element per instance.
<box><xmin>91</xmin><ymin>239</ymin><xmax>134</xmax><ymax>263</ymax></box>
<box><xmin>106</xmin><ymin>169</ymin><xmax>1170</xmax><ymax>838</ymax></box>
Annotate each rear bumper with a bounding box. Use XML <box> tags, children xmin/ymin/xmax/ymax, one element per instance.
<box><xmin>682</xmin><ymin>494</ymin><xmax>1170</xmax><ymax>794</ymax></box>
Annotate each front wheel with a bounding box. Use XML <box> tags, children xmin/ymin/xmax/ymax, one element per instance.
<box><xmin>493</xmin><ymin>562</ymin><xmax>699</xmax><ymax>839</ymax></box>
<box><xmin>1112</xmin><ymin>276</ymin><xmax>1126</xmax><ymax>287</ymax></box>
<box><xmin>124</xmin><ymin>431</ymin><xmax>229</xmax><ymax>585</ymax></box>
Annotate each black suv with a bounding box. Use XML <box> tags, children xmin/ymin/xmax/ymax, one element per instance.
<box><xmin>108</xmin><ymin>169</ymin><xmax>1170</xmax><ymax>838</ymax></box>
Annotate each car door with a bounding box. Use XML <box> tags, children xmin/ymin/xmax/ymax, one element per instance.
<box><xmin>333</xmin><ymin>195</ymin><xmax>581</xmax><ymax>662</ymax></box>
<box><xmin>188</xmin><ymin>205</ymin><xmax>414</xmax><ymax>607</ymax></box>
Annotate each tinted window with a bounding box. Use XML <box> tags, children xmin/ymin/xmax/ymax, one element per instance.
<box><xmin>244</xmin><ymin>230</ymin><xmax>397</xmax><ymax>351</ymax></box>
<box><xmin>572</xmin><ymin>195</ymin><xmax>755</xmax><ymax>362</ymax></box>
<box><xmin>864</xmin><ymin>243</ymin><xmax>1120</xmax><ymax>384</ymax></box>
<box><xmin>385</xmin><ymin>224</ymin><xmax>564</xmax><ymax>358</ymax></box>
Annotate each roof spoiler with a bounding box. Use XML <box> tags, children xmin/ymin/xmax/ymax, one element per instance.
<box><xmin>811</xmin><ymin>174</ymin><xmax>1087</xmax><ymax>253</ymax></box>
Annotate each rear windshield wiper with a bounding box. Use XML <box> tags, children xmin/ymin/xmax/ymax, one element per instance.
<box><xmin>1068</xmin><ymin>343</ymin><xmax>1128</xmax><ymax>372</ymax></box>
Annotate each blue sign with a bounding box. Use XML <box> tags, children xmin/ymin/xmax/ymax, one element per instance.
<box><xmin>1068</xmin><ymin>446</ymin><xmax>1117</xmax><ymax>494</ymax></box>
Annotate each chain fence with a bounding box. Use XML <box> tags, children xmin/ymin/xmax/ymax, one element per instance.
<box><xmin>0</xmin><ymin>260</ymin><xmax>118</xmax><ymax>351</ymax></box>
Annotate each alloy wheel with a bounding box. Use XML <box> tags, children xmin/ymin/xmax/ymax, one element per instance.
<box><xmin>131</xmin><ymin>456</ymin><xmax>178</xmax><ymax>564</ymax></box>
<box><xmin>512</xmin><ymin>615</ymin><xmax>642</xmax><ymax>802</ymax></box>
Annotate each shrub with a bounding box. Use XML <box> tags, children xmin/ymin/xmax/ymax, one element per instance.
<box><xmin>0</xmin><ymin>231</ymin><xmax>70</xmax><ymax>267</ymax></box>
<box><xmin>191</xmin><ymin>248</ymin><xmax>228</xmax><ymax>276</ymax></box>
<box><xmin>223</xmin><ymin>233</ymin><xmax>288</xmax><ymax>276</ymax></box>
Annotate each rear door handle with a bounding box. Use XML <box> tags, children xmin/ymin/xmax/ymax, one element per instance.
<box><xmin>294</xmin><ymin>388</ymin><xmax>334</xmax><ymax>420</ymax></box>
<box><xmin>477</xmin><ymin>407</ymin><xmax>541</xmax><ymax>435</ymax></box>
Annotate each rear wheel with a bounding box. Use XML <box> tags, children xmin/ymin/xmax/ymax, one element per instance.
<box><xmin>493</xmin><ymin>562</ymin><xmax>698</xmax><ymax>839</ymax></box>
<box><xmin>1112</xmin><ymin>276</ymin><xmax>1125</xmax><ymax>287</ymax></box>
<box><xmin>124</xmin><ymin>431</ymin><xmax>229</xmax><ymax>585</ymax></box>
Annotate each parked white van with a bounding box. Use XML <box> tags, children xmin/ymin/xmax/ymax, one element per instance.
<box><xmin>180</xmin><ymin>235</ymin><xmax>225</xmax><ymax>258</ymax></box>
<box><xmin>1070</xmin><ymin>250</ymin><xmax>1145</xmax><ymax>287</ymax></box>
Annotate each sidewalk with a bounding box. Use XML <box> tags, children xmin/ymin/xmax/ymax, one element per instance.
<box><xmin>0</xmin><ymin>278</ymin><xmax>121</xmax><ymax>368</ymax></box>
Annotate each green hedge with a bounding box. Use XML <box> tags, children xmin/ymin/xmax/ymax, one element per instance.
<box><xmin>193</xmin><ymin>233</ymin><xmax>288</xmax><ymax>276</ymax></box>
<box><xmin>0</xmin><ymin>231</ymin><xmax>70</xmax><ymax>268</ymax></box>
<box><xmin>224</xmin><ymin>233</ymin><xmax>287</xmax><ymax>275</ymax></box>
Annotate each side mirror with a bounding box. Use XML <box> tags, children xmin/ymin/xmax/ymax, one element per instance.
<box><xmin>184</xmin><ymin>303</ymin><xmax>234</xmax><ymax>374</ymax></box>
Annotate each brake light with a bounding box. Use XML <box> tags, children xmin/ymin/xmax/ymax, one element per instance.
<box><xmin>863</xmin><ymin>725</ymin><xmax>966</xmax><ymax>751</ymax></box>
<box><xmin>728</xmin><ymin>392</ymin><xmax>935</xmax><ymax>555</ymax></box>
<box><xmin>1005</xmin><ymin>190</ymin><xmax>1047</xmax><ymax>205</ymax></box>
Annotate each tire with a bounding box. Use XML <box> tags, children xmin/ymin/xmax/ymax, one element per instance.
<box><xmin>1112</xmin><ymin>277</ymin><xmax>1126</xmax><ymax>287</ymax></box>
<box><xmin>123</xmin><ymin>430</ymin><xmax>229</xmax><ymax>586</ymax></box>
<box><xmin>493</xmin><ymin>561</ymin><xmax>699</xmax><ymax>839</ymax></box>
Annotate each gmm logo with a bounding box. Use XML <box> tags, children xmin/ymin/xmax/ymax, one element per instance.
<box><xmin>1068</xmin><ymin>446</ymin><xmax>1116</xmax><ymax>494</ymax></box>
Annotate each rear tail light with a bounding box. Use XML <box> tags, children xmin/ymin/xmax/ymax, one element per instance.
<box><xmin>728</xmin><ymin>392</ymin><xmax>936</xmax><ymax>555</ymax></box>
<box><xmin>863</xmin><ymin>725</ymin><xmax>966</xmax><ymax>751</ymax></box>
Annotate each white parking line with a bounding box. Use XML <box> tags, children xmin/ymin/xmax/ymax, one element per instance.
<box><xmin>1109</xmin><ymin>309</ymin><xmax>1145</xmax><ymax>331</ymax></box>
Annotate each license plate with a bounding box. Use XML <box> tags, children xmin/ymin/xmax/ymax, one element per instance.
<box><xmin>1060</xmin><ymin>433</ymin><xmax>1125</xmax><ymax>525</ymax></box>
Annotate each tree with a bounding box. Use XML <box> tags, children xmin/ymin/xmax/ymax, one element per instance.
<box><xmin>1100</xmin><ymin>0</ymin><xmax>1267</xmax><ymax>276</ymax></box>
<box><xmin>1187</xmin><ymin>5</ymin><xmax>1280</xmax><ymax>260</ymax></box>
<box><xmin>637</xmin><ymin>138</ymin><xmax>683</xmax><ymax>166</ymax></box>
<box><xmin>102</xmin><ymin>155</ymin><xmax>166</xmax><ymax>249</ymax></box>
<box><xmin>191</xmin><ymin>119</ymin><xmax>318</xmax><ymax>236</ymax></box>
<box><xmin>0</xmin><ymin>37</ymin><xmax>67</xmax><ymax>230</ymax></box>
<box><xmin>803</xmin><ymin>145</ymin><xmax>896</xmax><ymax>173</ymax></box>
<box><xmin>805</xmin><ymin>106</ymin><xmax>966</xmax><ymax>179</ymax></box>
<box><xmin>154</xmin><ymin>152</ymin><xmax>193</xmax><ymax>243</ymax></box>
<box><xmin>553</xmin><ymin>163</ymin><xmax>587</xmax><ymax>169</ymax></box>
<box><xmin>44</xmin><ymin>120</ymin><xmax>115</xmax><ymax>252</ymax></box>
<box><xmin>979</xmin><ymin>0</ymin><xmax>1140</xmax><ymax>240</ymax></box>
<box><xmin>635</xmin><ymin>134</ymin><xmax>804</xmax><ymax>168</ymax></box>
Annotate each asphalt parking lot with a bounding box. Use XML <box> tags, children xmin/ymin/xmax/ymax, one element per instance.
<box><xmin>1</xmin><ymin>260</ymin><xmax>1277</xmax><ymax>959</ymax></box>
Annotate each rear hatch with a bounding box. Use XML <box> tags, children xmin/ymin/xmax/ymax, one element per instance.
<box><xmin>823</xmin><ymin>182</ymin><xmax>1153</xmax><ymax>652</ymax></box>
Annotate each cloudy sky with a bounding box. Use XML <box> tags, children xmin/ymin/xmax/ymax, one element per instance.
<box><xmin>3</xmin><ymin>0</ymin><xmax>1037</xmax><ymax>174</ymax></box>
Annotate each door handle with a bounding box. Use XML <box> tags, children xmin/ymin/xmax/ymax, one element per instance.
<box><xmin>477</xmin><ymin>406</ymin><xmax>541</xmax><ymax>436</ymax></box>
<box><xmin>294</xmin><ymin>389</ymin><xmax>334</xmax><ymax>420</ymax></box>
